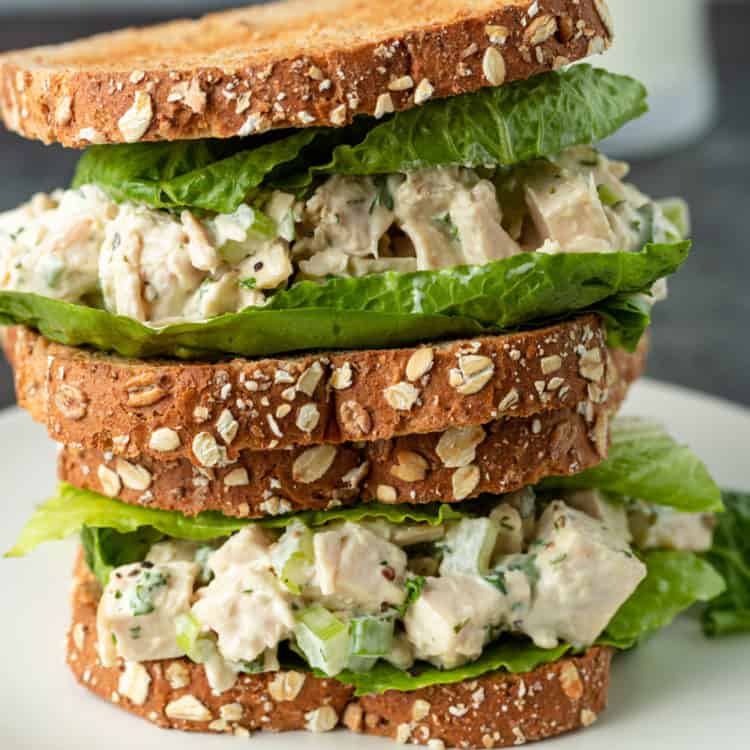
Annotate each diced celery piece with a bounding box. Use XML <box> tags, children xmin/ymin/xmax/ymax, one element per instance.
<box><xmin>440</xmin><ymin>517</ymin><xmax>500</xmax><ymax>576</ymax></box>
<box><xmin>175</xmin><ymin>611</ymin><xmax>213</xmax><ymax>663</ymax></box>
<box><xmin>271</xmin><ymin>520</ymin><xmax>313</xmax><ymax>594</ymax></box>
<box><xmin>350</xmin><ymin>615</ymin><xmax>394</xmax><ymax>657</ymax></box>
<box><xmin>597</xmin><ymin>184</ymin><xmax>622</xmax><ymax>207</ymax></box>
<box><xmin>249</xmin><ymin>208</ymin><xmax>277</xmax><ymax>239</ymax></box>
<box><xmin>346</xmin><ymin>655</ymin><xmax>378</xmax><ymax>673</ymax></box>
<box><xmin>294</xmin><ymin>605</ymin><xmax>350</xmax><ymax>677</ymax></box>
<box><xmin>657</xmin><ymin>197</ymin><xmax>691</xmax><ymax>239</ymax></box>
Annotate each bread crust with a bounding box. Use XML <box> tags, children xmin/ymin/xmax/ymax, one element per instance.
<box><xmin>0</xmin><ymin>0</ymin><xmax>612</xmax><ymax>147</ymax></box>
<box><xmin>67</xmin><ymin>552</ymin><xmax>612</xmax><ymax>746</ymax></box>
<box><xmin>5</xmin><ymin>315</ymin><xmax>617</xmax><ymax>460</ymax></box>
<box><xmin>56</xmin><ymin>338</ymin><xmax>645</xmax><ymax>515</ymax></box>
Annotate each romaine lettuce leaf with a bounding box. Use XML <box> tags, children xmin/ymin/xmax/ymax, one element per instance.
<box><xmin>0</xmin><ymin>242</ymin><xmax>688</xmax><ymax>359</ymax></box>
<box><xmin>80</xmin><ymin>525</ymin><xmax>163</xmax><ymax>586</ymax></box>
<box><xmin>602</xmin><ymin>550</ymin><xmax>725</xmax><ymax>648</ymax></box>
<box><xmin>702</xmin><ymin>491</ymin><xmax>750</xmax><ymax>636</ymax></box>
<box><xmin>335</xmin><ymin>550</ymin><xmax>725</xmax><ymax>695</ymax></box>
<box><xmin>6</xmin><ymin>482</ymin><xmax>465</xmax><ymax>558</ymax></box>
<box><xmin>72</xmin><ymin>66</ymin><xmax>647</xmax><ymax>214</ymax></box>
<box><xmin>541</xmin><ymin>417</ymin><xmax>723</xmax><ymax>512</ymax></box>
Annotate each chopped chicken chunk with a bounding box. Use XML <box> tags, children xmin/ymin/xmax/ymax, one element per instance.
<box><xmin>520</xmin><ymin>501</ymin><xmax>646</xmax><ymax>648</ymax></box>
<box><xmin>404</xmin><ymin>574</ymin><xmax>509</xmax><ymax>669</ymax></box>
<box><xmin>192</xmin><ymin>566</ymin><xmax>294</xmax><ymax>663</ymax></box>
<box><xmin>311</xmin><ymin>522</ymin><xmax>407</xmax><ymax>612</ymax></box>
<box><xmin>628</xmin><ymin>502</ymin><xmax>715</xmax><ymax>552</ymax></box>
<box><xmin>97</xmin><ymin>560</ymin><xmax>198</xmax><ymax>666</ymax></box>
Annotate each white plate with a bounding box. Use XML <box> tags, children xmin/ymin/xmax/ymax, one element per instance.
<box><xmin>1</xmin><ymin>378</ymin><xmax>748</xmax><ymax>749</ymax></box>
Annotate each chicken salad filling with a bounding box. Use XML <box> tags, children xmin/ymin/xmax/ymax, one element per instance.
<box><xmin>0</xmin><ymin>146</ymin><xmax>684</xmax><ymax>327</ymax></box>
<box><xmin>94</xmin><ymin>488</ymin><xmax>715</xmax><ymax>693</ymax></box>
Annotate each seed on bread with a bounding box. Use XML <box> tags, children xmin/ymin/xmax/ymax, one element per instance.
<box><xmin>54</xmin><ymin>383</ymin><xmax>88</xmax><ymax>420</ymax></box>
<box><xmin>377</xmin><ymin>484</ymin><xmax>398</xmax><ymax>502</ymax></box>
<box><xmin>452</xmin><ymin>464</ymin><xmax>480</xmax><ymax>499</ymax></box>
<box><xmin>296</xmin><ymin>403</ymin><xmax>321</xmax><ymax>433</ymax></box>
<box><xmin>268</xmin><ymin>671</ymin><xmax>306</xmax><ymax>702</ymax></box>
<box><xmin>436</xmin><ymin>425</ymin><xmax>486</xmax><ymax>468</ymax></box>
<box><xmin>293</xmin><ymin>445</ymin><xmax>337</xmax><ymax>483</ymax></box>
<box><xmin>390</xmin><ymin>450</ymin><xmax>429</xmax><ymax>482</ymax></box>
<box><xmin>482</xmin><ymin>47</ymin><xmax>506</xmax><ymax>85</ymax></box>
<box><xmin>330</xmin><ymin>363</ymin><xmax>354</xmax><ymax>390</ymax></box>
<box><xmin>118</xmin><ymin>661</ymin><xmax>151</xmax><ymax>706</ymax></box>
<box><xmin>97</xmin><ymin>464</ymin><xmax>122</xmax><ymax>497</ymax></box>
<box><xmin>578</xmin><ymin>347</ymin><xmax>604</xmax><ymax>381</ymax></box>
<box><xmin>524</xmin><ymin>15</ymin><xmax>558</xmax><ymax>45</ymax></box>
<box><xmin>450</xmin><ymin>354</ymin><xmax>494</xmax><ymax>395</ymax></box>
<box><xmin>114</xmin><ymin>458</ymin><xmax>152</xmax><ymax>491</ymax></box>
<box><xmin>304</xmin><ymin>706</ymin><xmax>338</xmax><ymax>733</ymax></box>
<box><xmin>165</xmin><ymin>694</ymin><xmax>212</xmax><ymax>722</ymax></box>
<box><xmin>192</xmin><ymin>432</ymin><xmax>224</xmax><ymax>467</ymax></box>
<box><xmin>149</xmin><ymin>427</ymin><xmax>180</xmax><ymax>452</ymax></box>
<box><xmin>384</xmin><ymin>382</ymin><xmax>420</xmax><ymax>411</ymax></box>
<box><xmin>296</xmin><ymin>362</ymin><xmax>324</xmax><ymax>397</ymax></box>
<box><xmin>340</xmin><ymin>400</ymin><xmax>372</xmax><ymax>436</ymax></box>
<box><xmin>223</xmin><ymin>467</ymin><xmax>249</xmax><ymax>487</ymax></box>
<box><xmin>406</xmin><ymin>348</ymin><xmax>434</xmax><ymax>382</ymax></box>
<box><xmin>216</xmin><ymin>408</ymin><xmax>239</xmax><ymax>445</ymax></box>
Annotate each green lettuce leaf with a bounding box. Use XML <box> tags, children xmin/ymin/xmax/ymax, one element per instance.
<box><xmin>0</xmin><ymin>242</ymin><xmax>688</xmax><ymax>359</ymax></box>
<box><xmin>6</xmin><ymin>482</ymin><xmax>465</xmax><ymax>558</ymax></box>
<box><xmin>541</xmin><ymin>417</ymin><xmax>723</xmax><ymax>512</ymax></box>
<box><xmin>702</xmin><ymin>491</ymin><xmax>750</xmax><ymax>636</ymax></box>
<box><xmin>72</xmin><ymin>66</ymin><xmax>647</xmax><ymax>214</ymax></box>
<box><xmin>80</xmin><ymin>525</ymin><xmax>163</xmax><ymax>585</ymax></box>
<box><xmin>602</xmin><ymin>550</ymin><xmax>725</xmax><ymax>648</ymax></box>
<box><xmin>336</xmin><ymin>640</ymin><xmax>572</xmax><ymax>696</ymax></box>
<box><xmin>335</xmin><ymin>550</ymin><xmax>725</xmax><ymax>695</ymax></box>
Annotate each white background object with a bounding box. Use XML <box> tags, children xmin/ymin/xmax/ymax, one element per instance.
<box><xmin>0</xmin><ymin>378</ymin><xmax>749</xmax><ymax>748</ymax></box>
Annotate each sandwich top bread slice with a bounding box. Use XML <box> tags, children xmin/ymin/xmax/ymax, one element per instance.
<box><xmin>0</xmin><ymin>0</ymin><xmax>612</xmax><ymax>147</ymax></box>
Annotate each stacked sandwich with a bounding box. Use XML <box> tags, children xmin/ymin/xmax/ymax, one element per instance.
<box><xmin>0</xmin><ymin>1</ymin><xmax>727</xmax><ymax>747</ymax></box>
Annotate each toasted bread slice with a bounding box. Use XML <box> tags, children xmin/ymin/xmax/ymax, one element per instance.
<box><xmin>56</xmin><ymin>343</ymin><xmax>644</xmax><ymax>514</ymax></box>
<box><xmin>0</xmin><ymin>0</ymin><xmax>612</xmax><ymax>147</ymax></box>
<box><xmin>68</xmin><ymin>552</ymin><xmax>612</xmax><ymax>746</ymax></box>
<box><xmin>7</xmin><ymin>315</ymin><xmax>621</xmax><ymax>459</ymax></box>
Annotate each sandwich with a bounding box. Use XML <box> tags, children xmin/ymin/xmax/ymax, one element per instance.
<box><xmin>0</xmin><ymin>1</ymin><xmax>737</xmax><ymax>746</ymax></box>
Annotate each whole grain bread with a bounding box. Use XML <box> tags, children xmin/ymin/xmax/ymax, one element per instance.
<box><xmin>57</xmin><ymin>338</ymin><xmax>645</xmax><ymax>515</ymax></box>
<box><xmin>5</xmin><ymin>315</ymin><xmax>621</xmax><ymax>462</ymax></box>
<box><xmin>68</xmin><ymin>552</ymin><xmax>612</xmax><ymax>746</ymax></box>
<box><xmin>0</xmin><ymin>0</ymin><xmax>613</xmax><ymax>147</ymax></box>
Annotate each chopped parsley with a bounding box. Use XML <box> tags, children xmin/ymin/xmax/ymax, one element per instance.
<box><xmin>128</xmin><ymin>568</ymin><xmax>168</xmax><ymax>616</ymax></box>
<box><xmin>398</xmin><ymin>575</ymin><xmax>426</xmax><ymax>617</ymax></box>
<box><xmin>485</xmin><ymin>570</ymin><xmax>508</xmax><ymax>595</ymax></box>
<box><xmin>370</xmin><ymin>175</ymin><xmax>394</xmax><ymax>213</ymax></box>
<box><xmin>508</xmin><ymin>555</ymin><xmax>540</xmax><ymax>586</ymax></box>
<box><xmin>433</xmin><ymin>212</ymin><xmax>460</xmax><ymax>242</ymax></box>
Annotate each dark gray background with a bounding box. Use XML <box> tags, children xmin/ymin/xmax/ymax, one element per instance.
<box><xmin>0</xmin><ymin>3</ymin><xmax>748</xmax><ymax>409</ymax></box>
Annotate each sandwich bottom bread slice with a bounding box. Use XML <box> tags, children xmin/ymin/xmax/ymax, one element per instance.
<box><xmin>11</xmin><ymin>416</ymin><xmax>725</xmax><ymax>748</ymax></box>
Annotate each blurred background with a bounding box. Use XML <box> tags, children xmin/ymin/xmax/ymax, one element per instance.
<box><xmin>0</xmin><ymin>0</ymin><xmax>747</xmax><ymax>408</ymax></box>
